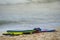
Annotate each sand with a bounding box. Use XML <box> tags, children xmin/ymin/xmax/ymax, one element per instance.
<box><xmin>0</xmin><ymin>31</ymin><xmax>60</xmax><ymax>40</ymax></box>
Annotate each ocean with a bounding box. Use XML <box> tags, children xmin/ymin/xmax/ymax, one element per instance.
<box><xmin>0</xmin><ymin>0</ymin><xmax>60</xmax><ymax>35</ymax></box>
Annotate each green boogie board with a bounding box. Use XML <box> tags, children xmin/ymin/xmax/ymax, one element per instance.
<box><xmin>3</xmin><ymin>30</ymin><xmax>36</xmax><ymax>36</ymax></box>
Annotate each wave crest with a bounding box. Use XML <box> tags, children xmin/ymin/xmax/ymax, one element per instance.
<box><xmin>0</xmin><ymin>0</ymin><xmax>60</xmax><ymax>4</ymax></box>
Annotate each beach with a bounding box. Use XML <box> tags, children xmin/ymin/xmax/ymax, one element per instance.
<box><xmin>0</xmin><ymin>0</ymin><xmax>60</xmax><ymax>40</ymax></box>
<box><xmin>0</xmin><ymin>31</ymin><xmax>60</xmax><ymax>40</ymax></box>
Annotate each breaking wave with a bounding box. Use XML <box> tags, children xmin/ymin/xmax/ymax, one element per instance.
<box><xmin>0</xmin><ymin>0</ymin><xmax>60</xmax><ymax>5</ymax></box>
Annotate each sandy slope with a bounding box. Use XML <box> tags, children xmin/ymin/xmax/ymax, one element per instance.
<box><xmin>0</xmin><ymin>31</ymin><xmax>60</xmax><ymax>40</ymax></box>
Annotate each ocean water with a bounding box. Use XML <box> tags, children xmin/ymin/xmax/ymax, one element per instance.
<box><xmin>0</xmin><ymin>0</ymin><xmax>60</xmax><ymax>35</ymax></box>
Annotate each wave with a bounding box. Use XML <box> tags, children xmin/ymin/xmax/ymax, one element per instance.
<box><xmin>32</xmin><ymin>0</ymin><xmax>60</xmax><ymax>3</ymax></box>
<box><xmin>0</xmin><ymin>19</ymin><xmax>60</xmax><ymax>25</ymax></box>
<box><xmin>0</xmin><ymin>0</ymin><xmax>31</xmax><ymax>5</ymax></box>
<box><xmin>0</xmin><ymin>20</ymin><xmax>18</xmax><ymax>25</ymax></box>
<box><xmin>0</xmin><ymin>0</ymin><xmax>60</xmax><ymax>5</ymax></box>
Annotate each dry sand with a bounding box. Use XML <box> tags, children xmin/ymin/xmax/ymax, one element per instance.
<box><xmin>0</xmin><ymin>31</ymin><xmax>60</xmax><ymax>40</ymax></box>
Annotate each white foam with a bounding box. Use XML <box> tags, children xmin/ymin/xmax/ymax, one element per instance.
<box><xmin>0</xmin><ymin>0</ymin><xmax>59</xmax><ymax>4</ymax></box>
<box><xmin>0</xmin><ymin>0</ymin><xmax>30</xmax><ymax>4</ymax></box>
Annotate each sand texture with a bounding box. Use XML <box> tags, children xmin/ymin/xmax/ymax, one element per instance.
<box><xmin>0</xmin><ymin>31</ymin><xmax>60</xmax><ymax>40</ymax></box>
